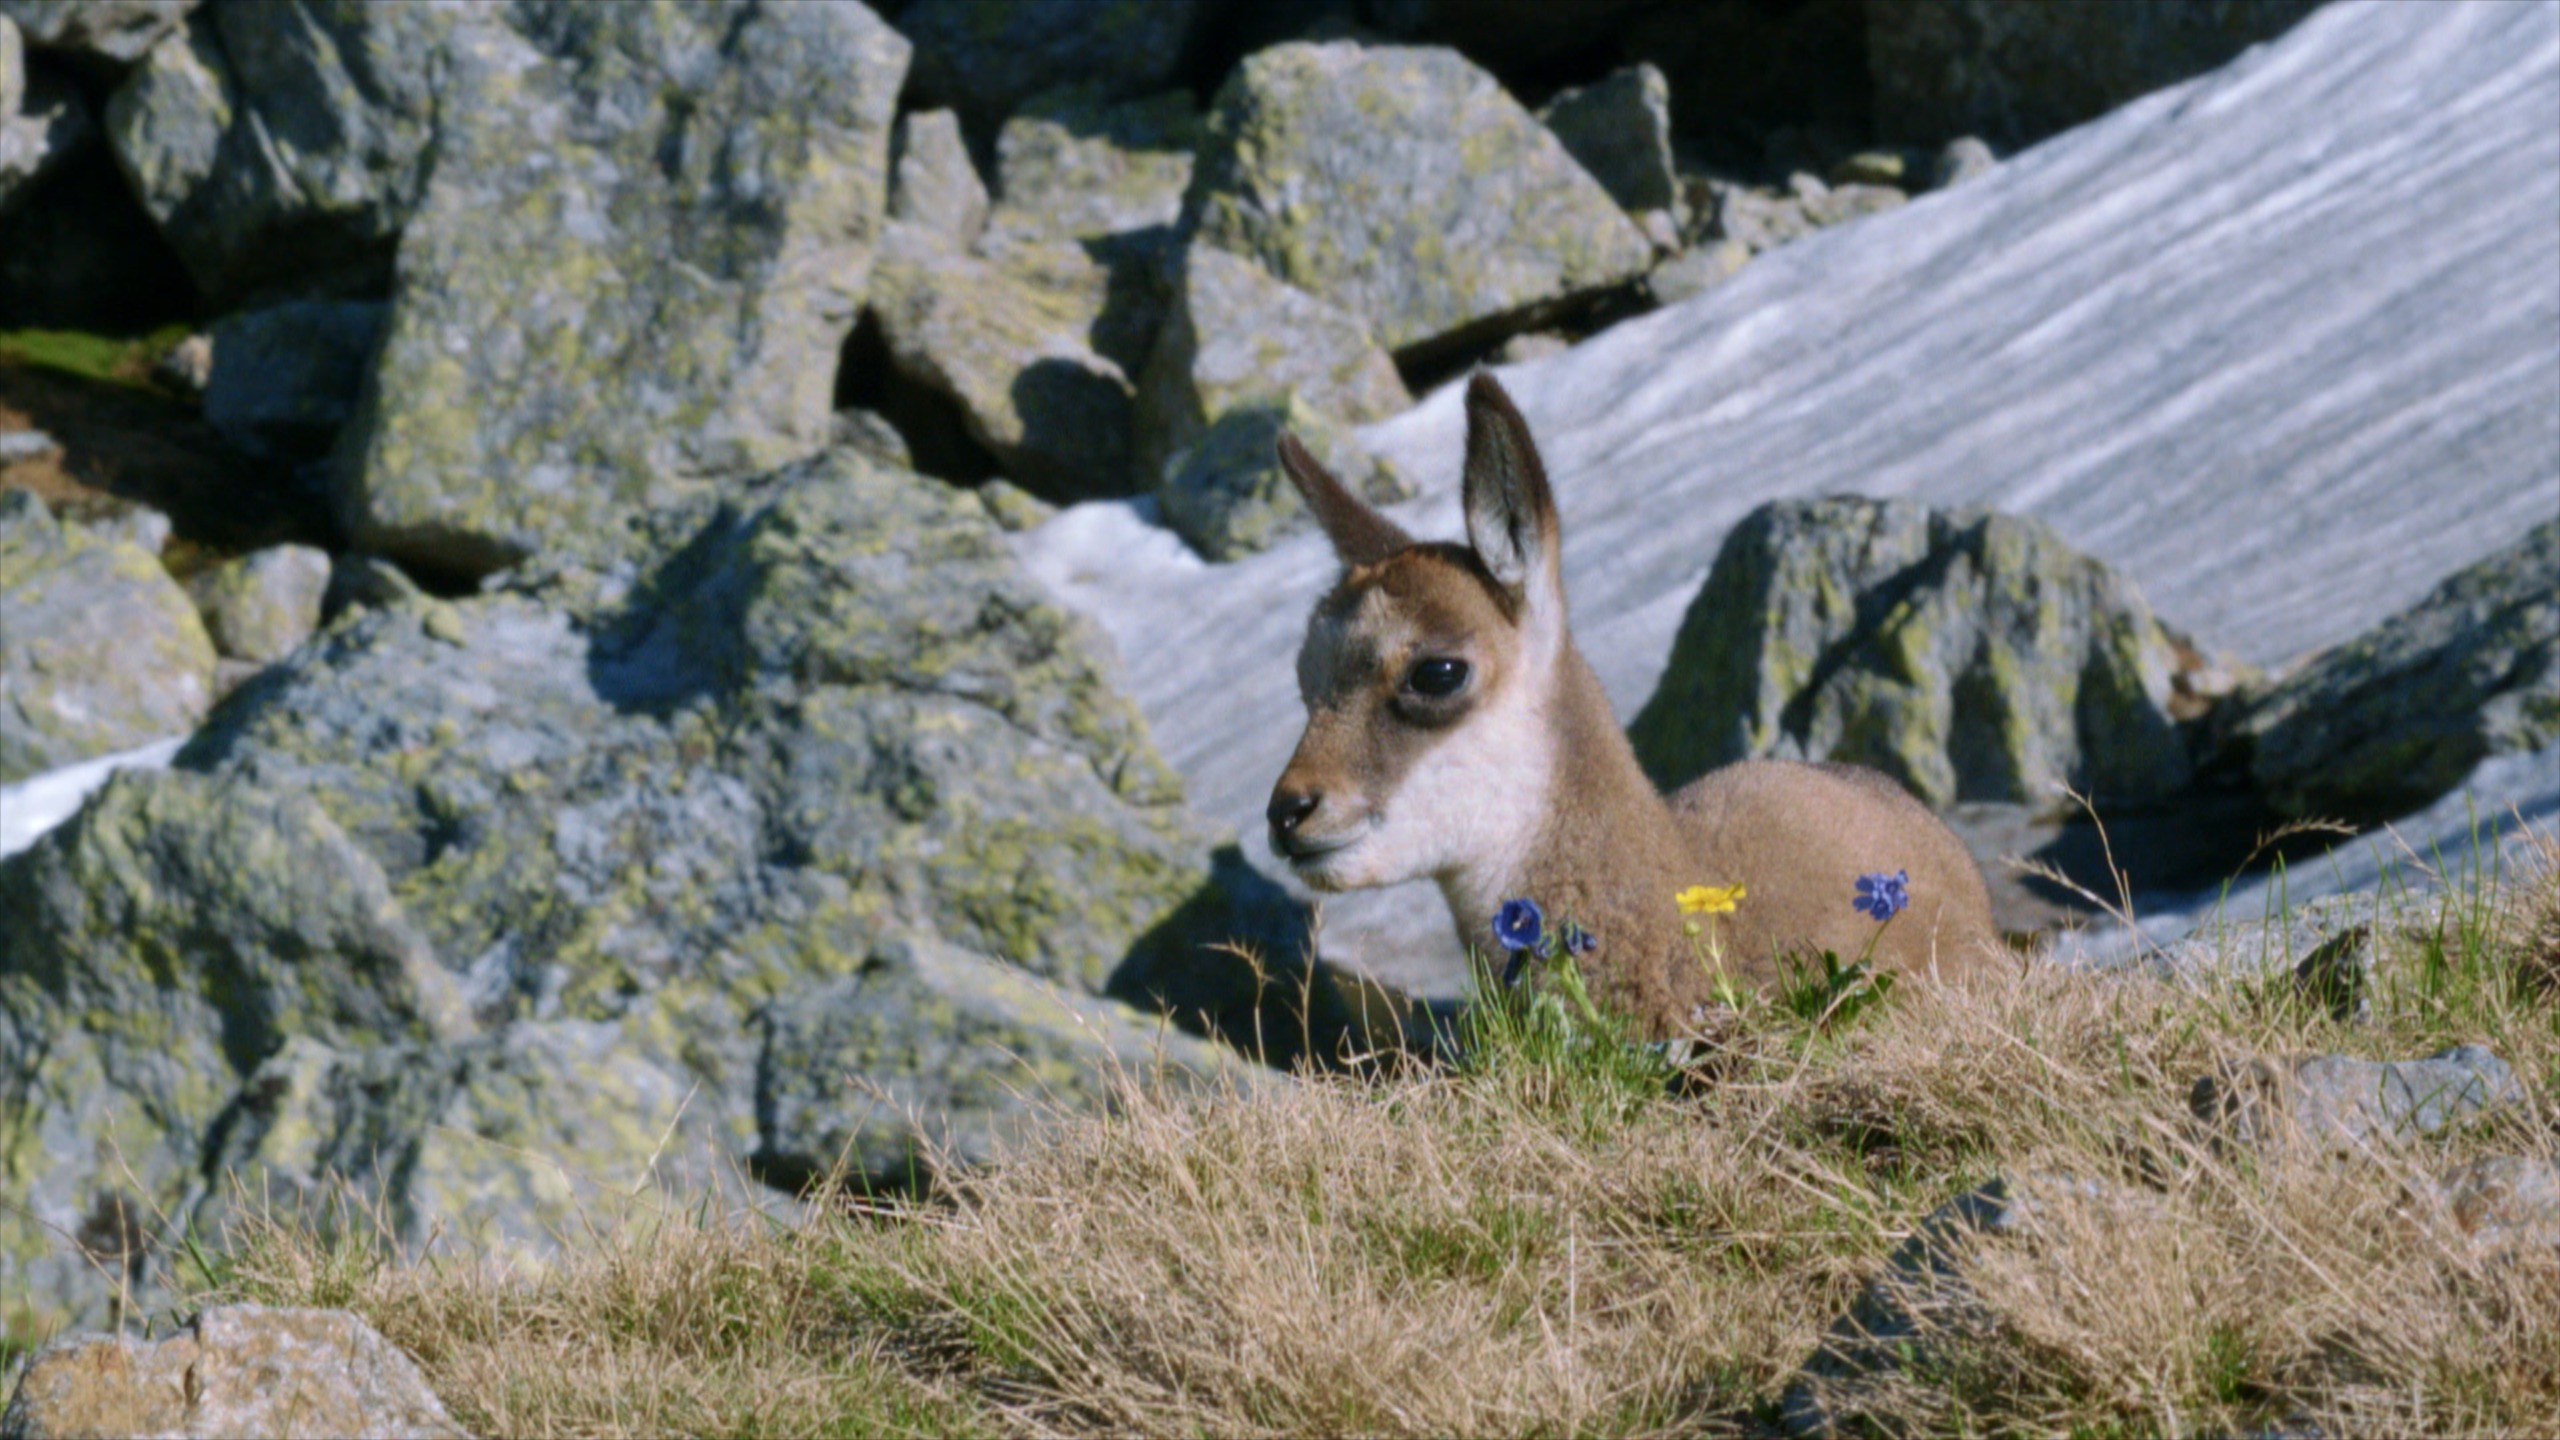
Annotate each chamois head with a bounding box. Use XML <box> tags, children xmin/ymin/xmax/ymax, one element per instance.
<box><xmin>1266</xmin><ymin>374</ymin><xmax>1570</xmax><ymax>896</ymax></box>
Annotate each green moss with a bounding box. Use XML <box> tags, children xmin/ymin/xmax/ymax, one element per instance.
<box><xmin>0</xmin><ymin>326</ymin><xmax>195</xmax><ymax>389</ymax></box>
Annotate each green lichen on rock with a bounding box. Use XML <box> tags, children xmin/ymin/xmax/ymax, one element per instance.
<box><xmin>1133</xmin><ymin>244</ymin><xmax>1411</xmax><ymax>499</ymax></box>
<box><xmin>1187</xmin><ymin>40</ymin><xmax>1652</xmax><ymax>359</ymax></box>
<box><xmin>334</xmin><ymin>0</ymin><xmax>910</xmax><ymax>574</ymax></box>
<box><xmin>2235</xmin><ymin>519</ymin><xmax>2559</xmax><ymax>822</ymax></box>
<box><xmin>189</xmin><ymin>543</ymin><xmax>329</xmax><ymax>664</ymax></box>
<box><xmin>0</xmin><ymin>489</ymin><xmax>213</xmax><ymax>782</ymax></box>
<box><xmin>1159</xmin><ymin>395</ymin><xmax>1415</xmax><ymax>562</ymax></box>
<box><xmin>989</xmin><ymin>85</ymin><xmax>1203</xmax><ymax>242</ymax></box>
<box><xmin>1629</xmin><ymin>497</ymin><xmax>2216</xmax><ymax>811</ymax></box>
<box><xmin>0</xmin><ymin>766</ymin><xmax>464</xmax><ymax>1341</ymax></box>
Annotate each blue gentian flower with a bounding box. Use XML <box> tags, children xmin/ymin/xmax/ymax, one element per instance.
<box><xmin>1493</xmin><ymin>897</ymin><xmax>1544</xmax><ymax>954</ymax></box>
<box><xmin>1853</xmin><ymin>869</ymin><xmax>1910</xmax><ymax>922</ymax></box>
<box><xmin>1562</xmin><ymin>921</ymin><xmax>1598</xmax><ymax>956</ymax></box>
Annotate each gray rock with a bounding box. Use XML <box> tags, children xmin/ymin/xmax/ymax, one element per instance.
<box><xmin>203</xmin><ymin>300</ymin><xmax>384</xmax><ymax>463</ymax></box>
<box><xmin>0</xmin><ymin>427</ymin><xmax>52</xmax><ymax>462</ymax></box>
<box><xmin>1159</xmin><ymin>394</ymin><xmax>1414</xmax><ymax>563</ymax></box>
<box><xmin>1647</xmin><ymin>238</ymin><xmax>1749</xmax><ymax>306</ymax></box>
<box><xmin>974</xmin><ymin>477</ymin><xmax>1054</xmax><ymax>533</ymax></box>
<box><xmin>989</xmin><ymin>85</ymin><xmax>1201</xmax><ymax>243</ymax></box>
<box><xmin>1779</xmin><ymin>1173</ymin><xmax>2160</xmax><ymax>1437</ymax></box>
<box><xmin>1703</xmin><ymin>180</ymin><xmax>1817</xmax><ymax>254</ymax></box>
<box><xmin>190</xmin><ymin>543</ymin><xmax>330</xmax><ymax>664</ymax></box>
<box><xmin>73</xmin><ymin>501</ymin><xmax>170</xmax><ymax>556</ymax></box>
<box><xmin>1133</xmin><ymin>244</ymin><xmax>1411</xmax><ymax>496</ymax></box>
<box><xmin>0</xmin><ymin>1304</ymin><xmax>466</xmax><ymax>1440</ymax></box>
<box><xmin>1933</xmin><ymin>135</ymin><xmax>1998</xmax><ymax>190</ymax></box>
<box><xmin>1869</xmin><ymin>0</ymin><xmax>2324</xmax><ymax>150</ymax></box>
<box><xmin>2430</xmin><ymin>1155</ymin><xmax>2560</xmax><ymax>1255</ymax></box>
<box><xmin>1830</xmin><ymin>150</ymin><xmax>1914</xmax><ymax>188</ymax></box>
<box><xmin>0</xmin><ymin>767</ymin><xmax>467</xmax><ymax>1337</ymax></box>
<box><xmin>0</xmin><ymin>489</ymin><xmax>213</xmax><ymax>783</ymax></box>
<box><xmin>2190</xmin><ymin>1045</ymin><xmax>2523</xmax><ymax>1156</ymax></box>
<box><xmin>0</xmin><ymin>0</ymin><xmax>195</xmax><ymax>68</ymax></box>
<box><xmin>320</xmin><ymin>552</ymin><xmax>419</xmax><ymax>619</ymax></box>
<box><xmin>888</xmin><ymin>107</ymin><xmax>987</xmax><ymax>248</ymax></box>
<box><xmin>1800</xmin><ymin>181</ymin><xmax>1906</xmax><ymax>229</ymax></box>
<box><xmin>1629</xmin><ymin>497</ymin><xmax>2221</xmax><ymax>811</ymax></box>
<box><xmin>867</xmin><ymin>222</ymin><xmax>1137</xmax><ymax>500</ymax></box>
<box><xmin>1</xmin><ymin>19</ymin><xmax>93</xmax><ymax>218</ymax></box>
<box><xmin>829</xmin><ymin>407</ymin><xmax>913</xmax><ymax>471</ymax></box>
<box><xmin>2236</xmin><ymin>519</ymin><xmax>2559</xmax><ymax>823</ymax></box>
<box><xmin>102</xmin><ymin>3</ymin><xmax>457</xmax><ymax>305</ymax></box>
<box><xmin>334</xmin><ymin>1</ymin><xmax>910</xmax><ymax>576</ymax></box>
<box><xmin>754</xmin><ymin>932</ymin><xmax>1256</xmax><ymax>1191</ymax></box>
<box><xmin>898</xmin><ymin>0</ymin><xmax>1214</xmax><ymax>141</ymax></box>
<box><xmin>1188</xmin><ymin>41</ymin><xmax>1652</xmax><ymax>360</ymax></box>
<box><xmin>1492</xmin><ymin>332</ymin><xmax>1571</xmax><ymax>365</ymax></box>
<box><xmin>1535</xmin><ymin>63</ymin><xmax>1676</xmax><ymax>216</ymax></box>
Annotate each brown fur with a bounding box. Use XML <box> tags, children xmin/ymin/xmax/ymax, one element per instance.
<box><xmin>1267</xmin><ymin>375</ymin><xmax>2000</xmax><ymax>1039</ymax></box>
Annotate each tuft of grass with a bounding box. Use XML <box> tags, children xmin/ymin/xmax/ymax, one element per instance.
<box><xmin>135</xmin><ymin>838</ymin><xmax>2560</xmax><ymax>1438</ymax></box>
<box><xmin>0</xmin><ymin>327</ymin><xmax>194</xmax><ymax>391</ymax></box>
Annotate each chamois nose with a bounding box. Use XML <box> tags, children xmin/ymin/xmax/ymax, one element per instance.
<box><xmin>1267</xmin><ymin>787</ymin><xmax>1321</xmax><ymax>837</ymax></box>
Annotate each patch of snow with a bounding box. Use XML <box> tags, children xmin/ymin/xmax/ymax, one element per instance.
<box><xmin>0</xmin><ymin>737</ymin><xmax>187</xmax><ymax>859</ymax></box>
<box><xmin>1041</xmin><ymin>0</ymin><xmax>2559</xmax><ymax>996</ymax></box>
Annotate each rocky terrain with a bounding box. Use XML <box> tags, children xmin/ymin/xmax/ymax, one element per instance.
<box><xmin>0</xmin><ymin>0</ymin><xmax>2554</xmax><ymax>1426</ymax></box>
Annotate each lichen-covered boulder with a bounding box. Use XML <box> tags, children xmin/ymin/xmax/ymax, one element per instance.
<box><xmin>1867</xmin><ymin>0</ymin><xmax>2324</xmax><ymax>150</ymax></box>
<box><xmin>1133</xmin><ymin>244</ymin><xmax>1411</xmax><ymax>498</ymax></box>
<box><xmin>1</xmin><ymin>17</ymin><xmax>92</xmax><ymax>218</ymax></box>
<box><xmin>0</xmin><ymin>1304</ymin><xmax>465</xmax><ymax>1440</ymax></box>
<box><xmin>190</xmin><ymin>543</ymin><xmax>330</xmax><ymax>664</ymax></box>
<box><xmin>989</xmin><ymin>85</ymin><xmax>1202</xmax><ymax>242</ymax></box>
<box><xmin>866</xmin><ymin>223</ymin><xmax>1138</xmax><ymax>499</ymax></box>
<box><xmin>1186</xmin><ymin>41</ymin><xmax>1652</xmax><ymax>360</ymax></box>
<box><xmin>755</xmin><ymin>932</ymin><xmax>1257</xmax><ymax>1191</ymax></box>
<box><xmin>2234</xmin><ymin>519</ymin><xmax>2558</xmax><ymax>823</ymax></box>
<box><xmin>1535</xmin><ymin>62</ymin><xmax>1676</xmax><ymax>217</ymax></box>
<box><xmin>0</xmin><ymin>767</ymin><xmax>467</xmax><ymax>1343</ymax></box>
<box><xmin>897</xmin><ymin>0</ymin><xmax>1214</xmax><ymax>140</ymax></box>
<box><xmin>0</xmin><ymin>489</ymin><xmax>213</xmax><ymax>783</ymax></box>
<box><xmin>102</xmin><ymin>3</ymin><xmax>457</xmax><ymax>305</ymax></box>
<box><xmin>1159</xmin><ymin>395</ymin><xmax>1413</xmax><ymax>563</ymax></box>
<box><xmin>203</xmin><ymin>300</ymin><xmax>384</xmax><ymax>463</ymax></box>
<box><xmin>336</xmin><ymin>1</ymin><xmax>909</xmax><ymax>575</ymax></box>
<box><xmin>888</xmin><ymin>107</ymin><xmax>987</xmax><ymax>247</ymax></box>
<box><xmin>1629</xmin><ymin>497</ymin><xmax>2227</xmax><ymax>811</ymax></box>
<box><xmin>0</xmin><ymin>0</ymin><xmax>196</xmax><ymax>68</ymax></box>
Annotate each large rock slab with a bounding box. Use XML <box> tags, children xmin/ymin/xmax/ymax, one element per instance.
<box><xmin>0</xmin><ymin>767</ymin><xmax>466</xmax><ymax>1340</ymax></box>
<box><xmin>2234</xmin><ymin>519</ymin><xmax>2558</xmax><ymax>823</ymax></box>
<box><xmin>1014</xmin><ymin>1</ymin><xmax>2560</xmax><ymax>998</ymax></box>
<box><xmin>989</xmin><ymin>86</ymin><xmax>1201</xmax><ymax>243</ymax></box>
<box><xmin>897</xmin><ymin>0</ymin><xmax>1213</xmax><ymax>141</ymax></box>
<box><xmin>1869</xmin><ymin>0</ymin><xmax>2324</xmax><ymax>149</ymax></box>
<box><xmin>0</xmin><ymin>490</ymin><xmax>213</xmax><ymax>784</ymax></box>
<box><xmin>0</xmin><ymin>1304</ymin><xmax>464</xmax><ymax>1440</ymax></box>
<box><xmin>1627</xmin><ymin>497</ymin><xmax>2222</xmax><ymax>810</ymax></box>
<box><xmin>335</xmin><ymin>1</ymin><xmax>909</xmax><ymax>575</ymax></box>
<box><xmin>887</xmin><ymin>107</ymin><xmax>986</xmax><ymax>247</ymax></box>
<box><xmin>1535</xmin><ymin>62</ymin><xmax>1676</xmax><ymax>217</ymax></box>
<box><xmin>1186</xmin><ymin>40</ymin><xmax>1652</xmax><ymax>360</ymax></box>
<box><xmin>2189</xmin><ymin>1045</ymin><xmax>2524</xmax><ymax>1157</ymax></box>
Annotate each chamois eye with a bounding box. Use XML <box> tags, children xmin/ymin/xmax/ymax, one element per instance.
<box><xmin>1406</xmin><ymin>657</ymin><xmax>1468</xmax><ymax>698</ymax></box>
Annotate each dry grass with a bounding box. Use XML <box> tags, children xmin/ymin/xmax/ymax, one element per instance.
<box><xmin>189</xmin><ymin>841</ymin><xmax>2560</xmax><ymax>1438</ymax></box>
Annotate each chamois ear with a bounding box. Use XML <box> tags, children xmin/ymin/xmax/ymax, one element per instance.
<box><xmin>1460</xmin><ymin>373</ymin><xmax>1563</xmax><ymax>617</ymax></box>
<box><xmin>1278</xmin><ymin>430</ymin><xmax>1413</xmax><ymax>567</ymax></box>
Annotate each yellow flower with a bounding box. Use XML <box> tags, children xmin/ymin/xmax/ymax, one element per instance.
<box><xmin>1675</xmin><ymin>883</ymin><xmax>1745</xmax><ymax>915</ymax></box>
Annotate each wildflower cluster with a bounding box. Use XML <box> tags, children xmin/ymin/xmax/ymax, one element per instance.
<box><xmin>1853</xmin><ymin>868</ymin><xmax>1910</xmax><ymax>921</ymax></box>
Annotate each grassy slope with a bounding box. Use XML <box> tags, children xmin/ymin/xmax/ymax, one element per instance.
<box><xmin>177</xmin><ymin>838</ymin><xmax>2559</xmax><ymax>1438</ymax></box>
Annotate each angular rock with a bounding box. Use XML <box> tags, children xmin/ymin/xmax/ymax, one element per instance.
<box><xmin>1160</xmin><ymin>394</ymin><xmax>1413</xmax><ymax>563</ymax></box>
<box><xmin>990</xmin><ymin>86</ymin><xmax>1202</xmax><ymax>243</ymax></box>
<box><xmin>754</xmin><ymin>932</ymin><xmax>1255</xmax><ymax>1190</ymax></box>
<box><xmin>1933</xmin><ymin>135</ymin><xmax>1998</xmax><ymax>190</ymax></box>
<box><xmin>1</xmin><ymin>19</ymin><xmax>93</xmax><ymax>218</ymax></box>
<box><xmin>321</xmin><ymin>552</ymin><xmax>419</xmax><ymax>619</ymax></box>
<box><xmin>1629</xmin><ymin>497</ymin><xmax>2221</xmax><ymax>810</ymax></box>
<box><xmin>1868</xmin><ymin>0</ymin><xmax>2324</xmax><ymax>150</ymax></box>
<box><xmin>974</xmin><ymin>477</ymin><xmax>1054</xmax><ymax>533</ymax></box>
<box><xmin>1187</xmin><ymin>41</ymin><xmax>1652</xmax><ymax>360</ymax></box>
<box><xmin>336</xmin><ymin>2</ymin><xmax>910</xmax><ymax>575</ymax></box>
<box><xmin>1134</xmin><ymin>244</ymin><xmax>1410</xmax><ymax>494</ymax></box>
<box><xmin>203</xmin><ymin>300</ymin><xmax>385</xmax><ymax>463</ymax></box>
<box><xmin>888</xmin><ymin>107</ymin><xmax>988</xmax><ymax>247</ymax></box>
<box><xmin>1648</xmin><ymin>238</ymin><xmax>1749</xmax><ymax>306</ymax></box>
<box><xmin>1800</xmin><ymin>180</ymin><xmax>1906</xmax><ymax>229</ymax></box>
<box><xmin>1702</xmin><ymin>179</ymin><xmax>1817</xmax><ymax>254</ymax></box>
<box><xmin>0</xmin><ymin>767</ymin><xmax>466</xmax><ymax>1337</ymax></box>
<box><xmin>0</xmin><ymin>489</ymin><xmax>213</xmax><ymax>783</ymax></box>
<box><xmin>898</xmin><ymin>0</ymin><xmax>1213</xmax><ymax>140</ymax></box>
<box><xmin>73</xmin><ymin>501</ymin><xmax>170</xmax><ymax>557</ymax></box>
<box><xmin>2190</xmin><ymin>1045</ymin><xmax>2523</xmax><ymax>1156</ymax></box>
<box><xmin>2432</xmin><ymin>1154</ymin><xmax>2560</xmax><ymax>1255</ymax></box>
<box><xmin>867</xmin><ymin>224</ymin><xmax>1137</xmax><ymax>499</ymax></box>
<box><xmin>0</xmin><ymin>0</ymin><xmax>195</xmax><ymax>69</ymax></box>
<box><xmin>190</xmin><ymin>543</ymin><xmax>330</xmax><ymax>664</ymax></box>
<box><xmin>829</xmin><ymin>407</ymin><xmax>913</xmax><ymax>471</ymax></box>
<box><xmin>2236</xmin><ymin>519</ymin><xmax>2558</xmax><ymax>823</ymax></box>
<box><xmin>0</xmin><ymin>1304</ymin><xmax>465</xmax><ymax>1440</ymax></box>
<box><xmin>102</xmin><ymin>4</ymin><xmax>456</xmax><ymax>305</ymax></box>
<box><xmin>1535</xmin><ymin>63</ymin><xmax>1676</xmax><ymax>217</ymax></box>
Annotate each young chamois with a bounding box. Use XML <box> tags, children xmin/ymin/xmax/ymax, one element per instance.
<box><xmin>1265</xmin><ymin>374</ymin><xmax>2000</xmax><ymax>1038</ymax></box>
